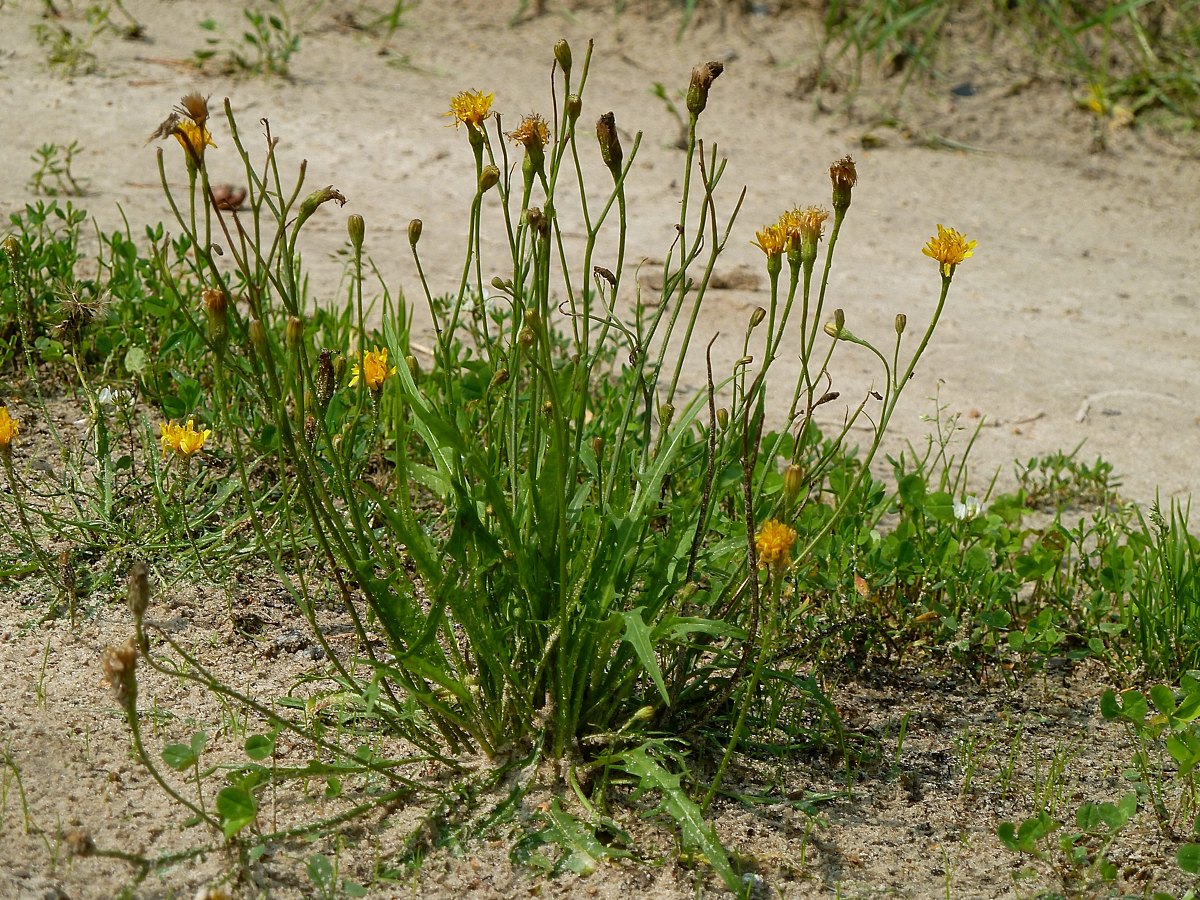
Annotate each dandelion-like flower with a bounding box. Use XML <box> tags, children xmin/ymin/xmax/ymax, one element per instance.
<box><xmin>922</xmin><ymin>224</ymin><xmax>977</xmax><ymax>277</ymax></box>
<box><xmin>752</xmin><ymin>222</ymin><xmax>788</xmax><ymax>258</ymax></box>
<box><xmin>0</xmin><ymin>406</ymin><xmax>19</xmax><ymax>449</ymax></box>
<box><xmin>349</xmin><ymin>347</ymin><xmax>398</xmax><ymax>392</ymax></box>
<box><xmin>780</xmin><ymin>206</ymin><xmax>829</xmax><ymax>248</ymax></box>
<box><xmin>756</xmin><ymin>519</ymin><xmax>798</xmax><ymax>570</ymax></box>
<box><xmin>159</xmin><ymin>419</ymin><xmax>211</xmax><ymax>458</ymax></box>
<box><xmin>507</xmin><ymin>113</ymin><xmax>549</xmax><ymax>149</ymax></box>
<box><xmin>446</xmin><ymin>90</ymin><xmax>494</xmax><ymax>131</ymax></box>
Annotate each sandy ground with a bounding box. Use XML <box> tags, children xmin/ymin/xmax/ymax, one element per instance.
<box><xmin>1</xmin><ymin>1</ymin><xmax>1200</xmax><ymax>898</ymax></box>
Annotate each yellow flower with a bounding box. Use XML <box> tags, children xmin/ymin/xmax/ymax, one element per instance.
<box><xmin>173</xmin><ymin>120</ymin><xmax>216</xmax><ymax>159</ymax></box>
<box><xmin>159</xmin><ymin>419</ymin><xmax>211</xmax><ymax>458</ymax></box>
<box><xmin>507</xmin><ymin>113</ymin><xmax>549</xmax><ymax>148</ymax></box>
<box><xmin>751</xmin><ymin>222</ymin><xmax>787</xmax><ymax>257</ymax></box>
<box><xmin>922</xmin><ymin>224</ymin><xmax>977</xmax><ymax>277</ymax></box>
<box><xmin>0</xmin><ymin>406</ymin><xmax>19</xmax><ymax>448</ymax></box>
<box><xmin>780</xmin><ymin>205</ymin><xmax>829</xmax><ymax>248</ymax></box>
<box><xmin>756</xmin><ymin>519</ymin><xmax>798</xmax><ymax>570</ymax></box>
<box><xmin>446</xmin><ymin>90</ymin><xmax>494</xmax><ymax>131</ymax></box>
<box><xmin>349</xmin><ymin>347</ymin><xmax>398</xmax><ymax>392</ymax></box>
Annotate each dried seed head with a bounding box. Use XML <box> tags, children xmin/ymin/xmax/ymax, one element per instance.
<box><xmin>524</xmin><ymin>207</ymin><xmax>549</xmax><ymax>238</ymax></box>
<box><xmin>101</xmin><ymin>637</ymin><xmax>139</xmax><ymax>712</ymax></box>
<box><xmin>316</xmin><ymin>349</ymin><xmax>336</xmax><ymax>409</ymax></box>
<box><xmin>297</xmin><ymin>186</ymin><xmax>347</xmax><ymax>227</ymax></box>
<box><xmin>595</xmin><ymin>112</ymin><xmax>622</xmax><ymax>178</ymax></box>
<box><xmin>127</xmin><ymin>561</ymin><xmax>149</xmax><ymax>621</ymax></box>
<box><xmin>686</xmin><ymin>61</ymin><xmax>724</xmax><ymax>117</ymax></box>
<box><xmin>829</xmin><ymin>155</ymin><xmax>858</xmax><ymax>214</ymax></box>
<box><xmin>176</xmin><ymin>92</ymin><xmax>209</xmax><ymax>128</ymax></box>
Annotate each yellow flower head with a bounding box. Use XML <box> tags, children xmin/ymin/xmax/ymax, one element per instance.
<box><xmin>756</xmin><ymin>519</ymin><xmax>798</xmax><ymax>570</ymax></box>
<box><xmin>0</xmin><ymin>406</ymin><xmax>19</xmax><ymax>448</ymax></box>
<box><xmin>349</xmin><ymin>347</ymin><xmax>398</xmax><ymax>392</ymax></box>
<box><xmin>173</xmin><ymin>120</ymin><xmax>216</xmax><ymax>159</ymax></box>
<box><xmin>446</xmin><ymin>90</ymin><xmax>495</xmax><ymax>131</ymax></box>
<box><xmin>922</xmin><ymin>224</ymin><xmax>977</xmax><ymax>277</ymax></box>
<box><xmin>751</xmin><ymin>222</ymin><xmax>788</xmax><ymax>258</ymax></box>
<box><xmin>507</xmin><ymin>113</ymin><xmax>549</xmax><ymax>149</ymax></box>
<box><xmin>780</xmin><ymin>205</ymin><xmax>829</xmax><ymax>249</ymax></box>
<box><xmin>159</xmin><ymin>419</ymin><xmax>211</xmax><ymax>458</ymax></box>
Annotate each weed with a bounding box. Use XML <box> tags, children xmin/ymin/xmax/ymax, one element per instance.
<box><xmin>27</xmin><ymin>142</ymin><xmax>88</xmax><ymax>198</ymax></box>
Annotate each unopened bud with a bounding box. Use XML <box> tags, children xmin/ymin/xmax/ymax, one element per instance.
<box><xmin>489</xmin><ymin>368</ymin><xmax>510</xmax><ymax>389</ymax></box>
<box><xmin>591</xmin><ymin>436</ymin><xmax>603</xmax><ymax>457</ymax></box>
<box><xmin>2</xmin><ymin>235</ymin><xmax>19</xmax><ymax>261</ymax></box>
<box><xmin>686</xmin><ymin>60</ymin><xmax>724</xmax><ymax>117</ymax></box>
<box><xmin>286</xmin><ymin>315</ymin><xmax>304</xmax><ymax>348</ymax></box>
<box><xmin>834</xmin><ymin>308</ymin><xmax>845</xmax><ymax>331</ymax></box>
<box><xmin>332</xmin><ymin>354</ymin><xmax>347</xmax><ymax>384</ymax></box>
<box><xmin>248</xmin><ymin>318</ymin><xmax>268</xmax><ymax>356</ymax></box>
<box><xmin>565</xmin><ymin>93</ymin><xmax>582</xmax><ymax>124</ymax></box>
<box><xmin>408</xmin><ymin>218</ymin><xmax>423</xmax><ymax>247</ymax></box>
<box><xmin>554</xmin><ymin>39</ymin><xmax>572</xmax><ymax>75</ymax></box>
<box><xmin>518</xmin><ymin>326</ymin><xmax>536</xmax><ymax>349</ymax></box>
<box><xmin>406</xmin><ymin>355</ymin><xmax>419</xmax><ymax>380</ymax></box>
<box><xmin>784</xmin><ymin>464</ymin><xmax>804</xmax><ymax>503</ymax></box>
<box><xmin>127</xmin><ymin>561</ymin><xmax>149</xmax><ymax>621</ymax></box>
<box><xmin>491</xmin><ymin>276</ymin><xmax>507</xmax><ymax>291</ymax></box>
<box><xmin>895</xmin><ymin>313</ymin><xmax>907</xmax><ymax>335</ymax></box>
<box><xmin>347</xmin><ymin>213</ymin><xmax>365</xmax><ymax>251</ymax></box>
<box><xmin>479</xmin><ymin>164</ymin><xmax>500</xmax><ymax>193</ymax></box>
<box><xmin>596</xmin><ymin>112</ymin><xmax>623</xmax><ymax>178</ymax></box>
<box><xmin>202</xmin><ymin>288</ymin><xmax>228</xmax><ymax>352</ymax></box>
<box><xmin>659</xmin><ymin>402</ymin><xmax>675</xmax><ymax>429</ymax></box>
<box><xmin>815</xmin><ymin>390</ymin><xmax>840</xmax><ymax>407</ymax></box>
<box><xmin>542</xmin><ymin>399</ymin><xmax>554</xmax><ymax>417</ymax></box>
<box><xmin>735</xmin><ymin>355</ymin><xmax>754</xmax><ymax>368</ymax></box>
<box><xmin>749</xmin><ymin>306</ymin><xmax>766</xmax><ymax>328</ymax></box>
<box><xmin>716</xmin><ymin>407</ymin><xmax>729</xmax><ymax>429</ymax></box>
<box><xmin>316</xmin><ymin>349</ymin><xmax>335</xmax><ymax>408</ymax></box>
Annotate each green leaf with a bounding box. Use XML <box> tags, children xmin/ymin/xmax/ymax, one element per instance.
<box><xmin>244</xmin><ymin>734</ymin><xmax>275</xmax><ymax>761</ymax></box>
<box><xmin>1178</xmin><ymin>843</ymin><xmax>1200</xmax><ymax>874</ymax></box>
<box><xmin>306</xmin><ymin>854</ymin><xmax>335</xmax><ymax>892</ymax></box>
<box><xmin>123</xmin><ymin>346</ymin><xmax>147</xmax><ymax>374</ymax></box>
<box><xmin>161</xmin><ymin>743</ymin><xmax>197</xmax><ymax>771</ymax></box>
<box><xmin>616</xmin><ymin>746</ymin><xmax>739</xmax><ymax>891</ymax></box>
<box><xmin>622</xmin><ymin>608</ymin><xmax>669</xmax><ymax>705</ymax></box>
<box><xmin>215</xmin><ymin>786</ymin><xmax>258</xmax><ymax>839</ymax></box>
<box><xmin>1150</xmin><ymin>684</ymin><xmax>1177</xmax><ymax>717</ymax></box>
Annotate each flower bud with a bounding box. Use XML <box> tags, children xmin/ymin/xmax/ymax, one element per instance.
<box><xmin>316</xmin><ymin>349</ymin><xmax>335</xmax><ymax>408</ymax></box>
<box><xmin>203</xmin><ymin>288</ymin><xmax>228</xmax><ymax>352</ymax></box>
<box><xmin>659</xmin><ymin>401</ymin><xmax>674</xmax><ymax>429</ymax></box>
<box><xmin>286</xmin><ymin>315</ymin><xmax>304</xmax><ymax>348</ymax></box>
<box><xmin>489</xmin><ymin>368</ymin><xmax>510</xmax><ymax>389</ymax></box>
<box><xmin>408</xmin><ymin>218</ymin><xmax>423</xmax><ymax>247</ymax></box>
<box><xmin>834</xmin><ymin>308</ymin><xmax>845</xmax><ymax>331</ymax></box>
<box><xmin>749</xmin><ymin>306</ymin><xmax>766</xmax><ymax>329</ymax></box>
<box><xmin>716</xmin><ymin>407</ymin><xmax>729</xmax><ymax>429</ymax></box>
<box><xmin>895</xmin><ymin>313</ymin><xmax>907</xmax><ymax>335</ymax></box>
<box><xmin>565</xmin><ymin>94</ymin><xmax>582</xmax><ymax>124</ymax></box>
<box><xmin>347</xmin><ymin>213</ymin><xmax>365</xmax><ymax>251</ymax></box>
<box><xmin>479</xmin><ymin>164</ymin><xmax>500</xmax><ymax>193</ymax></box>
<box><xmin>686</xmin><ymin>61</ymin><xmax>724</xmax><ymax>117</ymax></box>
<box><xmin>829</xmin><ymin>155</ymin><xmax>858</xmax><ymax>215</ymax></box>
<box><xmin>591</xmin><ymin>436</ymin><xmax>603</xmax><ymax>457</ymax></box>
<box><xmin>595</xmin><ymin>112</ymin><xmax>623</xmax><ymax>179</ymax></box>
<box><xmin>406</xmin><ymin>355</ymin><xmax>419</xmax><ymax>380</ymax></box>
<box><xmin>518</xmin><ymin>326</ymin><xmax>536</xmax><ymax>349</ymax></box>
<box><xmin>127</xmin><ymin>561</ymin><xmax>149</xmax><ymax>621</ymax></box>
<box><xmin>554</xmin><ymin>39</ymin><xmax>572</xmax><ymax>76</ymax></box>
<box><xmin>784</xmin><ymin>464</ymin><xmax>804</xmax><ymax>503</ymax></box>
<box><xmin>249</xmin><ymin>318</ymin><xmax>268</xmax><ymax>357</ymax></box>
